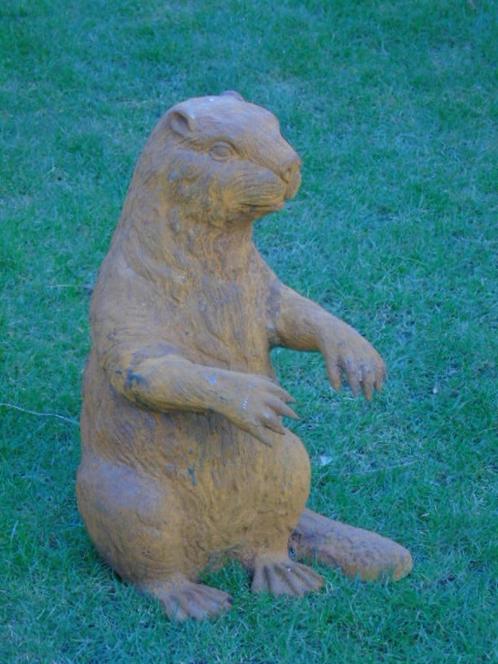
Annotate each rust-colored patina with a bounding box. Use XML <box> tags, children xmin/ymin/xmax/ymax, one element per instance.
<box><xmin>78</xmin><ymin>91</ymin><xmax>412</xmax><ymax>620</ymax></box>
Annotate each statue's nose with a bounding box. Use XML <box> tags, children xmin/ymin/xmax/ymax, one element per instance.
<box><xmin>281</xmin><ymin>156</ymin><xmax>302</xmax><ymax>184</ymax></box>
<box><xmin>282</xmin><ymin>156</ymin><xmax>302</xmax><ymax>199</ymax></box>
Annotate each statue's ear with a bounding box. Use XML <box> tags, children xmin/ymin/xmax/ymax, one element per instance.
<box><xmin>221</xmin><ymin>90</ymin><xmax>245</xmax><ymax>101</ymax></box>
<box><xmin>167</xmin><ymin>109</ymin><xmax>196</xmax><ymax>137</ymax></box>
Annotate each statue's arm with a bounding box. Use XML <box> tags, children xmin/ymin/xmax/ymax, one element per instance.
<box><xmin>98</xmin><ymin>337</ymin><xmax>297</xmax><ymax>447</ymax></box>
<box><xmin>268</xmin><ymin>281</ymin><xmax>386</xmax><ymax>399</ymax></box>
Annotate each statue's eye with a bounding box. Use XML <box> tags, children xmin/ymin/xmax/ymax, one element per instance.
<box><xmin>209</xmin><ymin>142</ymin><xmax>235</xmax><ymax>161</ymax></box>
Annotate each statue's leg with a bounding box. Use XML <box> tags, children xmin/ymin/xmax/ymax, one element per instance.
<box><xmin>239</xmin><ymin>430</ymin><xmax>324</xmax><ymax>596</ymax></box>
<box><xmin>239</xmin><ymin>513</ymin><xmax>324</xmax><ymax>596</ymax></box>
<box><xmin>289</xmin><ymin>508</ymin><xmax>413</xmax><ymax>581</ymax></box>
<box><xmin>77</xmin><ymin>455</ymin><xmax>232</xmax><ymax>620</ymax></box>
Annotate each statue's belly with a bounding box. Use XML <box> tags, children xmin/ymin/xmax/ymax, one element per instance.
<box><xmin>81</xmin><ymin>356</ymin><xmax>309</xmax><ymax>549</ymax></box>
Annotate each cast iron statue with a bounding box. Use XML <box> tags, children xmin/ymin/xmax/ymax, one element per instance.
<box><xmin>78</xmin><ymin>91</ymin><xmax>412</xmax><ymax>621</ymax></box>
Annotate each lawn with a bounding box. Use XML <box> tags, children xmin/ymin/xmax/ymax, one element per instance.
<box><xmin>1</xmin><ymin>0</ymin><xmax>497</xmax><ymax>662</ymax></box>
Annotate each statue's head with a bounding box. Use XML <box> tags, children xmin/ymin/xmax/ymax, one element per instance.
<box><xmin>135</xmin><ymin>91</ymin><xmax>301</xmax><ymax>227</ymax></box>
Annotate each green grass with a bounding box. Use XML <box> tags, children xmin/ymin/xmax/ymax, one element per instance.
<box><xmin>1</xmin><ymin>0</ymin><xmax>497</xmax><ymax>661</ymax></box>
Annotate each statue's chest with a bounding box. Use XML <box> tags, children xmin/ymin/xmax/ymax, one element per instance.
<box><xmin>184</xmin><ymin>277</ymin><xmax>270</xmax><ymax>371</ymax></box>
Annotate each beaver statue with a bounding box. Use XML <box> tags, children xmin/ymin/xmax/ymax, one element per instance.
<box><xmin>78</xmin><ymin>91</ymin><xmax>412</xmax><ymax>621</ymax></box>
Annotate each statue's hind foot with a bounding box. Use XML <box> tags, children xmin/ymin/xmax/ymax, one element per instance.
<box><xmin>289</xmin><ymin>508</ymin><xmax>413</xmax><ymax>582</ymax></box>
<box><xmin>144</xmin><ymin>576</ymin><xmax>233</xmax><ymax>621</ymax></box>
<box><xmin>251</xmin><ymin>554</ymin><xmax>324</xmax><ymax>596</ymax></box>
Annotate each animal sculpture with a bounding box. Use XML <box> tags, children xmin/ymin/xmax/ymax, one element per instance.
<box><xmin>78</xmin><ymin>91</ymin><xmax>412</xmax><ymax>620</ymax></box>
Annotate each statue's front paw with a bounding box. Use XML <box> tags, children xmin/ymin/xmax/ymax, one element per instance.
<box><xmin>216</xmin><ymin>371</ymin><xmax>299</xmax><ymax>447</ymax></box>
<box><xmin>322</xmin><ymin>324</ymin><xmax>386</xmax><ymax>400</ymax></box>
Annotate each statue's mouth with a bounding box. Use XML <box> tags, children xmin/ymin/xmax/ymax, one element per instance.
<box><xmin>239</xmin><ymin>165</ymin><xmax>300</xmax><ymax>219</ymax></box>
